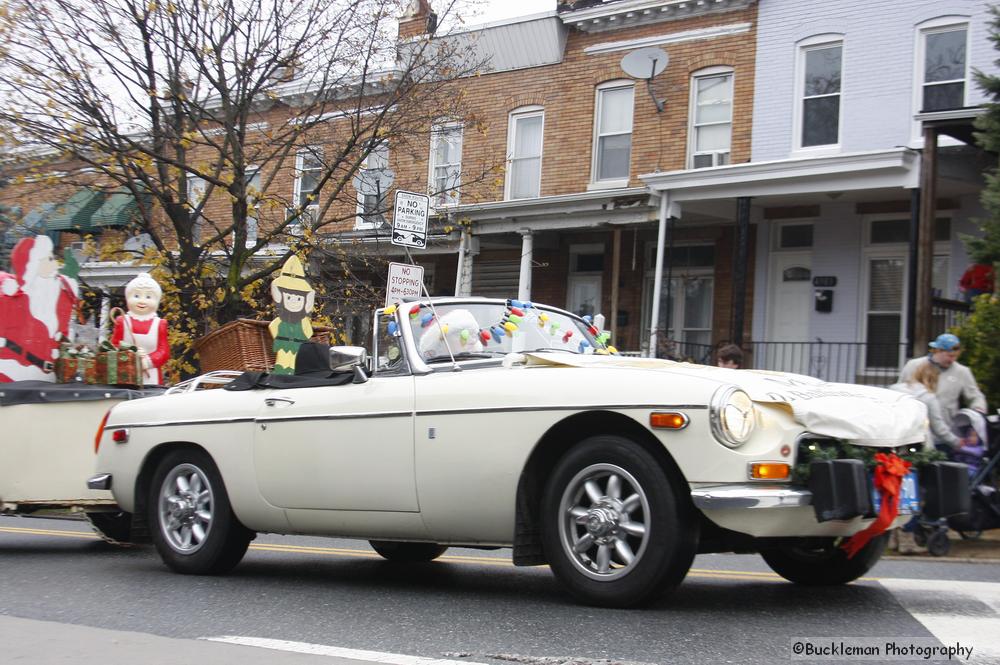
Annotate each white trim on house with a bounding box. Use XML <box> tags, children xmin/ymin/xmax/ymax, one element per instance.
<box><xmin>792</xmin><ymin>34</ymin><xmax>844</xmax><ymax>155</ymax></box>
<box><xmin>505</xmin><ymin>106</ymin><xmax>545</xmax><ymax>201</ymax></box>
<box><xmin>591</xmin><ymin>80</ymin><xmax>635</xmax><ymax>185</ymax></box>
<box><xmin>559</xmin><ymin>0</ymin><xmax>755</xmax><ymax>33</ymax></box>
<box><xmin>641</xmin><ymin>148</ymin><xmax>919</xmax><ymax>200</ymax></box>
<box><xmin>910</xmin><ymin>16</ymin><xmax>971</xmax><ymax>145</ymax></box>
<box><xmin>688</xmin><ymin>66</ymin><xmax>734</xmax><ymax>169</ymax></box>
<box><xmin>583</xmin><ymin>22</ymin><xmax>752</xmax><ymax>54</ymax></box>
<box><xmin>428</xmin><ymin>121</ymin><xmax>464</xmax><ymax>209</ymax></box>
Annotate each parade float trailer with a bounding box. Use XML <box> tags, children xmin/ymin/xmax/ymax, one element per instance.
<box><xmin>0</xmin><ymin>381</ymin><xmax>162</xmax><ymax>542</ymax></box>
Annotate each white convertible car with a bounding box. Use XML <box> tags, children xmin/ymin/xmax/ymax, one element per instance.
<box><xmin>90</xmin><ymin>297</ymin><xmax>952</xmax><ymax>607</ymax></box>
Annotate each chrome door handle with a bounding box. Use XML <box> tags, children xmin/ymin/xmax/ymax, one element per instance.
<box><xmin>265</xmin><ymin>397</ymin><xmax>295</xmax><ymax>407</ymax></box>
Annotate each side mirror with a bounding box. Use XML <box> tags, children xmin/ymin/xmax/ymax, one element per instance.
<box><xmin>329</xmin><ymin>345</ymin><xmax>369</xmax><ymax>372</ymax></box>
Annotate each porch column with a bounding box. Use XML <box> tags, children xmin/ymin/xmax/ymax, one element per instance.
<box><xmin>455</xmin><ymin>230</ymin><xmax>476</xmax><ymax>297</ymax></box>
<box><xmin>453</xmin><ymin>227</ymin><xmax>467</xmax><ymax>296</ymax></box>
<box><xmin>649</xmin><ymin>195</ymin><xmax>669</xmax><ymax>358</ymax></box>
<box><xmin>731</xmin><ymin>196</ymin><xmax>752</xmax><ymax>346</ymax></box>
<box><xmin>98</xmin><ymin>292</ymin><xmax>111</xmax><ymax>344</ymax></box>
<box><xmin>610</xmin><ymin>228</ymin><xmax>622</xmax><ymax>342</ymax></box>
<box><xmin>517</xmin><ymin>229</ymin><xmax>533</xmax><ymax>302</ymax></box>
<box><xmin>906</xmin><ymin>188</ymin><xmax>920</xmax><ymax>357</ymax></box>
<box><xmin>915</xmin><ymin>125</ymin><xmax>938</xmax><ymax>352</ymax></box>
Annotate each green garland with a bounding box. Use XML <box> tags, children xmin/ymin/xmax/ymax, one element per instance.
<box><xmin>793</xmin><ymin>440</ymin><xmax>946</xmax><ymax>481</ymax></box>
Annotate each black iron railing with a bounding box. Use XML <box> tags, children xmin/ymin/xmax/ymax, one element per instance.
<box><xmin>748</xmin><ymin>341</ymin><xmax>910</xmax><ymax>386</ymax></box>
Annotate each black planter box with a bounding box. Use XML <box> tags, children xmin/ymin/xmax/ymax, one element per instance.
<box><xmin>808</xmin><ymin>459</ymin><xmax>872</xmax><ymax>522</ymax></box>
<box><xmin>920</xmin><ymin>461</ymin><xmax>970</xmax><ymax>519</ymax></box>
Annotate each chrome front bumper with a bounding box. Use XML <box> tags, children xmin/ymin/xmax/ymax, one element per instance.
<box><xmin>690</xmin><ymin>484</ymin><xmax>812</xmax><ymax>510</ymax></box>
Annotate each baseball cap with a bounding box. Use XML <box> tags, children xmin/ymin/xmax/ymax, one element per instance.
<box><xmin>929</xmin><ymin>333</ymin><xmax>961</xmax><ymax>351</ymax></box>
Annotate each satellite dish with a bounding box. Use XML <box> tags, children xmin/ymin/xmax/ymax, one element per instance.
<box><xmin>620</xmin><ymin>47</ymin><xmax>668</xmax><ymax>80</ymax></box>
<box><xmin>620</xmin><ymin>47</ymin><xmax>668</xmax><ymax>113</ymax></box>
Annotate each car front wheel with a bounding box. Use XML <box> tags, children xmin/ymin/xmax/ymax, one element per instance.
<box><xmin>540</xmin><ymin>436</ymin><xmax>697</xmax><ymax>608</ymax></box>
<box><xmin>149</xmin><ymin>449</ymin><xmax>253</xmax><ymax>575</ymax></box>
<box><xmin>760</xmin><ymin>533</ymin><xmax>889</xmax><ymax>585</ymax></box>
<box><xmin>369</xmin><ymin>540</ymin><xmax>448</xmax><ymax>562</ymax></box>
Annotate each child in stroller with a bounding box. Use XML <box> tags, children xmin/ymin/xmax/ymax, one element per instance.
<box><xmin>913</xmin><ymin>409</ymin><xmax>1000</xmax><ymax>555</ymax></box>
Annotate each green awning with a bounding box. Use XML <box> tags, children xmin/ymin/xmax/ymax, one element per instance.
<box><xmin>91</xmin><ymin>189</ymin><xmax>142</xmax><ymax>227</ymax></box>
<box><xmin>45</xmin><ymin>189</ymin><xmax>107</xmax><ymax>231</ymax></box>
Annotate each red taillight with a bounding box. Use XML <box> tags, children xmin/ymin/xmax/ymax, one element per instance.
<box><xmin>112</xmin><ymin>429</ymin><xmax>129</xmax><ymax>444</ymax></box>
<box><xmin>94</xmin><ymin>409</ymin><xmax>112</xmax><ymax>454</ymax></box>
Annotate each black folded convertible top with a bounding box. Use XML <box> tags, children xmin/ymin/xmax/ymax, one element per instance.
<box><xmin>0</xmin><ymin>381</ymin><xmax>165</xmax><ymax>406</ymax></box>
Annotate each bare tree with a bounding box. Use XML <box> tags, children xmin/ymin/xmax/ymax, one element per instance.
<box><xmin>0</xmin><ymin>0</ymin><xmax>495</xmax><ymax>369</ymax></box>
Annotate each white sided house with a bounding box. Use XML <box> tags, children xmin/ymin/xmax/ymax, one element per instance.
<box><xmin>642</xmin><ymin>0</ymin><xmax>997</xmax><ymax>383</ymax></box>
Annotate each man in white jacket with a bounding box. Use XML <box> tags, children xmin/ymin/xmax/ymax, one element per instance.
<box><xmin>899</xmin><ymin>333</ymin><xmax>987</xmax><ymax>428</ymax></box>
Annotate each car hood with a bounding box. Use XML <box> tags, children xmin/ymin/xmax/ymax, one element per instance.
<box><xmin>523</xmin><ymin>353</ymin><xmax>927</xmax><ymax>447</ymax></box>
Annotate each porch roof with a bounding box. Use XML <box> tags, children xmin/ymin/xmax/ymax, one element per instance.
<box><xmin>453</xmin><ymin>187</ymin><xmax>654</xmax><ymax>234</ymax></box>
<box><xmin>640</xmin><ymin>148</ymin><xmax>920</xmax><ymax>206</ymax></box>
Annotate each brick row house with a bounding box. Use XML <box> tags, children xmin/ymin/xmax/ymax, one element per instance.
<box><xmin>3</xmin><ymin>0</ymin><xmax>996</xmax><ymax>382</ymax></box>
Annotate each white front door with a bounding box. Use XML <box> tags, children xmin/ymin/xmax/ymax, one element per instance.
<box><xmin>567</xmin><ymin>274</ymin><xmax>602</xmax><ymax>317</ymax></box>
<box><xmin>766</xmin><ymin>252</ymin><xmax>812</xmax><ymax>342</ymax></box>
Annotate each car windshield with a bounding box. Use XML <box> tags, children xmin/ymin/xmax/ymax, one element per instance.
<box><xmin>402</xmin><ymin>301</ymin><xmax>607</xmax><ymax>364</ymax></box>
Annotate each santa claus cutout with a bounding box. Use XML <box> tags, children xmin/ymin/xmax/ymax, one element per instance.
<box><xmin>111</xmin><ymin>273</ymin><xmax>170</xmax><ymax>385</ymax></box>
<box><xmin>0</xmin><ymin>235</ymin><xmax>79</xmax><ymax>383</ymax></box>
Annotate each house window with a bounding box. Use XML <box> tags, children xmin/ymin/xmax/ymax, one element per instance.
<box><xmin>355</xmin><ymin>140</ymin><xmax>389</xmax><ymax>230</ymax></box>
<box><xmin>506</xmin><ymin>107</ymin><xmax>543</xmax><ymax>200</ymax></box>
<box><xmin>778</xmin><ymin>223</ymin><xmax>814</xmax><ymax>249</ymax></box>
<box><xmin>920</xmin><ymin>23</ymin><xmax>968</xmax><ymax>112</ymax></box>
<box><xmin>642</xmin><ymin>244</ymin><xmax>715</xmax><ymax>360</ymax></box>
<box><xmin>593</xmin><ymin>82</ymin><xmax>634</xmax><ymax>182</ymax></box>
<box><xmin>689</xmin><ymin>69</ymin><xmax>732</xmax><ymax>169</ymax></box>
<box><xmin>291</xmin><ymin>149</ymin><xmax>322</xmax><ymax>232</ymax></box>
<box><xmin>798</xmin><ymin>39</ymin><xmax>843</xmax><ymax>148</ymax></box>
<box><xmin>869</xmin><ymin>218</ymin><xmax>950</xmax><ymax>244</ymax></box>
<box><xmin>429</xmin><ymin>123</ymin><xmax>463</xmax><ymax>207</ymax></box>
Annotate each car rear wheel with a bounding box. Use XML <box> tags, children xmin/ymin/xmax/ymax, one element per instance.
<box><xmin>149</xmin><ymin>449</ymin><xmax>253</xmax><ymax>575</ymax></box>
<box><xmin>760</xmin><ymin>533</ymin><xmax>889</xmax><ymax>585</ymax></box>
<box><xmin>540</xmin><ymin>436</ymin><xmax>697</xmax><ymax>608</ymax></box>
<box><xmin>369</xmin><ymin>540</ymin><xmax>448</xmax><ymax>562</ymax></box>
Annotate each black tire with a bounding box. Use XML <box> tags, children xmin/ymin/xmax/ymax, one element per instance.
<box><xmin>540</xmin><ymin>435</ymin><xmax>697</xmax><ymax>608</ymax></box>
<box><xmin>760</xmin><ymin>533</ymin><xmax>890</xmax><ymax>585</ymax></box>
<box><xmin>85</xmin><ymin>511</ymin><xmax>133</xmax><ymax>544</ymax></box>
<box><xmin>148</xmin><ymin>449</ymin><xmax>253</xmax><ymax>575</ymax></box>
<box><xmin>927</xmin><ymin>530</ymin><xmax>951</xmax><ymax>557</ymax></box>
<box><xmin>369</xmin><ymin>540</ymin><xmax>448</xmax><ymax>562</ymax></box>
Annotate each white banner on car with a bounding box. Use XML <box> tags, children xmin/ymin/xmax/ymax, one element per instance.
<box><xmin>391</xmin><ymin>190</ymin><xmax>429</xmax><ymax>249</ymax></box>
<box><xmin>385</xmin><ymin>262</ymin><xmax>424</xmax><ymax>307</ymax></box>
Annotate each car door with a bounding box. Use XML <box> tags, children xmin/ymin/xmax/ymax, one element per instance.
<box><xmin>252</xmin><ymin>376</ymin><xmax>417</xmax><ymax>511</ymax></box>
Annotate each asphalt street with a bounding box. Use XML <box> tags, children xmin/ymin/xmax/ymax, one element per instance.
<box><xmin>2</xmin><ymin>515</ymin><xmax>999</xmax><ymax>665</ymax></box>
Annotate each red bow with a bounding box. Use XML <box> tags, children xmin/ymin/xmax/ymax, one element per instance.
<box><xmin>840</xmin><ymin>452</ymin><xmax>911</xmax><ymax>559</ymax></box>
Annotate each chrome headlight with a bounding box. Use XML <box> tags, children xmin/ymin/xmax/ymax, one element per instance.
<box><xmin>710</xmin><ymin>385</ymin><xmax>757</xmax><ymax>448</ymax></box>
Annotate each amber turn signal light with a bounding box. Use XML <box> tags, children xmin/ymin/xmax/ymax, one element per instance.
<box><xmin>650</xmin><ymin>412</ymin><xmax>688</xmax><ymax>430</ymax></box>
<box><xmin>750</xmin><ymin>462</ymin><xmax>790</xmax><ymax>480</ymax></box>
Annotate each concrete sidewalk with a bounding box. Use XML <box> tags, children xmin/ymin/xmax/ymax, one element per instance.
<box><xmin>885</xmin><ymin>529</ymin><xmax>1000</xmax><ymax>562</ymax></box>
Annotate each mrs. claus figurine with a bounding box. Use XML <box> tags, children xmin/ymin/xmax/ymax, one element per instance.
<box><xmin>112</xmin><ymin>273</ymin><xmax>170</xmax><ymax>385</ymax></box>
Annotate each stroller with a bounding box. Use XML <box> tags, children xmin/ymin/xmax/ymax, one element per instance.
<box><xmin>913</xmin><ymin>408</ymin><xmax>1000</xmax><ymax>556</ymax></box>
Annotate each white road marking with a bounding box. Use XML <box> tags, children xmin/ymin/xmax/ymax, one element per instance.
<box><xmin>202</xmin><ymin>636</ymin><xmax>490</xmax><ymax>665</ymax></box>
<box><xmin>879</xmin><ymin>578</ymin><xmax>1000</xmax><ymax>662</ymax></box>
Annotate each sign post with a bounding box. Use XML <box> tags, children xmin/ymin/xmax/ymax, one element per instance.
<box><xmin>385</xmin><ymin>262</ymin><xmax>425</xmax><ymax>307</ymax></box>
<box><xmin>391</xmin><ymin>190</ymin><xmax>429</xmax><ymax>249</ymax></box>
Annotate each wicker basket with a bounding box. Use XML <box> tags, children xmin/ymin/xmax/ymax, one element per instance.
<box><xmin>194</xmin><ymin>319</ymin><xmax>332</xmax><ymax>373</ymax></box>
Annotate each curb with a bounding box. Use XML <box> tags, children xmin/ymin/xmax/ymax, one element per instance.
<box><xmin>883</xmin><ymin>554</ymin><xmax>1000</xmax><ymax>564</ymax></box>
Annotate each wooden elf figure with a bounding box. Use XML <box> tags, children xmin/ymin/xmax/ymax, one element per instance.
<box><xmin>268</xmin><ymin>256</ymin><xmax>315</xmax><ymax>375</ymax></box>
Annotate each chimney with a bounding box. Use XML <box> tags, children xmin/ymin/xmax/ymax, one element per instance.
<box><xmin>398</xmin><ymin>0</ymin><xmax>437</xmax><ymax>40</ymax></box>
